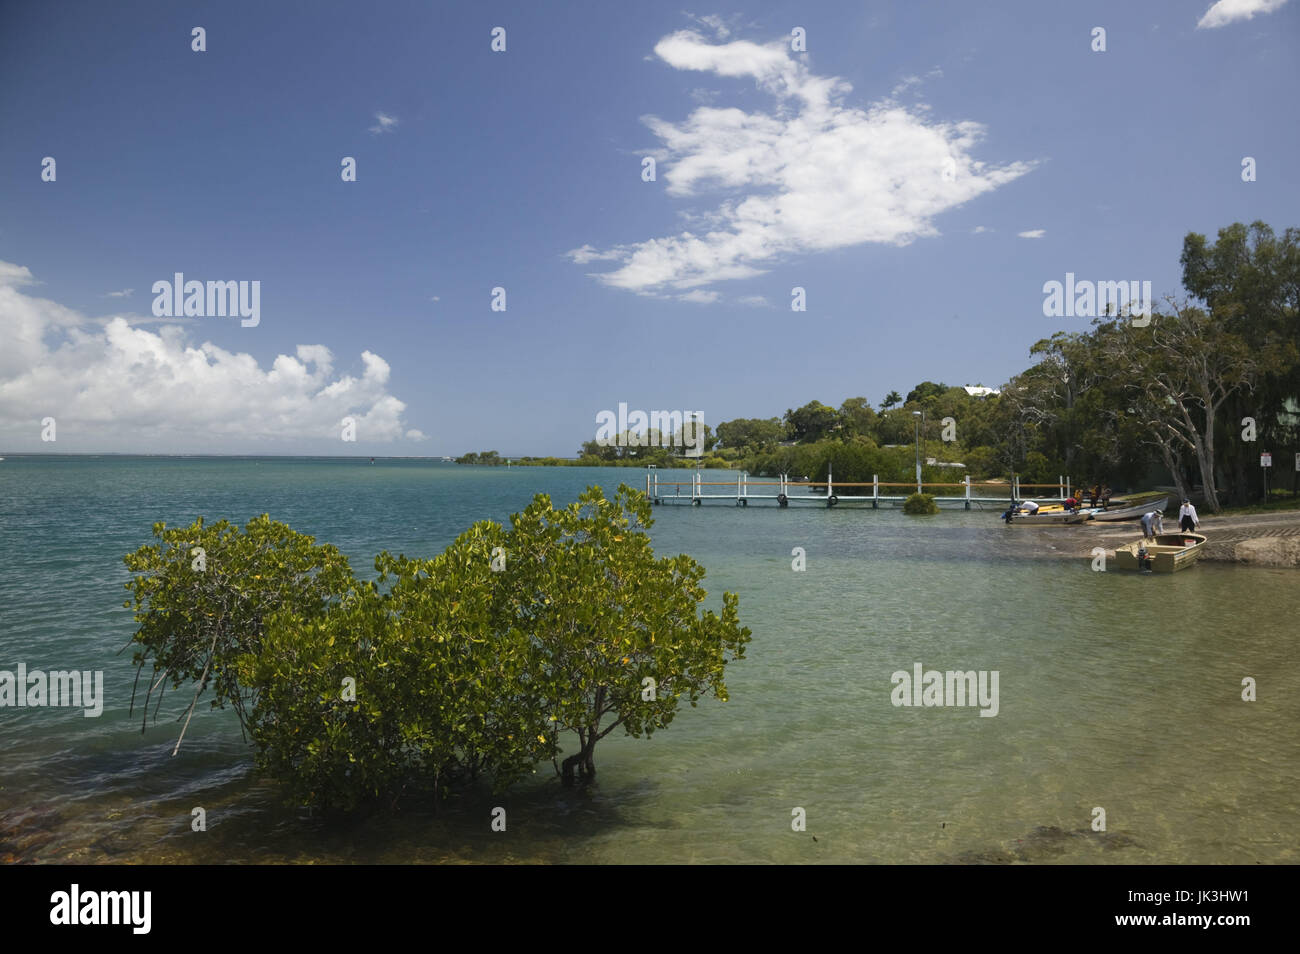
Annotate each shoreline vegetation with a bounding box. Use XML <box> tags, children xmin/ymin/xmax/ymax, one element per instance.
<box><xmin>122</xmin><ymin>487</ymin><xmax>750</xmax><ymax>811</ymax></box>
<box><xmin>459</xmin><ymin>222</ymin><xmax>1299</xmax><ymax>516</ymax></box>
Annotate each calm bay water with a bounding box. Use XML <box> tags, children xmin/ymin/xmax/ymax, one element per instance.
<box><xmin>1</xmin><ymin>456</ymin><xmax>1297</xmax><ymax>864</ymax></box>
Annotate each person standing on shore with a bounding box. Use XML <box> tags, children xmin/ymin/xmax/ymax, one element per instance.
<box><xmin>1140</xmin><ymin>509</ymin><xmax>1164</xmax><ymax>541</ymax></box>
<box><xmin>1179</xmin><ymin>499</ymin><xmax>1200</xmax><ymax>532</ymax></box>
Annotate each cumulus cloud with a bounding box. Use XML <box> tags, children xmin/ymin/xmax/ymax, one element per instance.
<box><xmin>369</xmin><ymin>111</ymin><xmax>399</xmax><ymax>134</ymax></box>
<box><xmin>104</xmin><ymin>288</ymin><xmax>133</xmax><ymax>298</ymax></box>
<box><xmin>1197</xmin><ymin>0</ymin><xmax>1289</xmax><ymax>28</ymax></box>
<box><xmin>736</xmin><ymin>294</ymin><xmax>770</xmax><ymax>306</ymax></box>
<box><xmin>972</xmin><ymin>225</ymin><xmax>990</xmax><ymax>234</ymax></box>
<box><xmin>568</xmin><ymin>30</ymin><xmax>1033</xmax><ymax>298</ymax></box>
<box><xmin>1018</xmin><ymin>229</ymin><xmax>1046</xmax><ymax>239</ymax></box>
<box><xmin>0</xmin><ymin>261</ymin><xmax>423</xmax><ymax>449</ymax></box>
<box><xmin>678</xmin><ymin>289</ymin><xmax>720</xmax><ymax>303</ymax></box>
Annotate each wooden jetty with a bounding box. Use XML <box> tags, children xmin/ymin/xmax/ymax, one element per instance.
<box><xmin>644</xmin><ymin>468</ymin><xmax>1076</xmax><ymax>511</ymax></box>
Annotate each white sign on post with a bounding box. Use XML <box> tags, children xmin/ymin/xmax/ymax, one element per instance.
<box><xmin>1260</xmin><ymin>452</ymin><xmax>1272</xmax><ymax>467</ymax></box>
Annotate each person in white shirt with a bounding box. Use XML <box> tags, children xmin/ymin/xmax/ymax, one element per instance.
<box><xmin>1019</xmin><ymin>500</ymin><xmax>1040</xmax><ymax>514</ymax></box>
<box><xmin>1179</xmin><ymin>499</ymin><xmax>1200</xmax><ymax>532</ymax></box>
<box><xmin>1140</xmin><ymin>510</ymin><xmax>1164</xmax><ymax>540</ymax></box>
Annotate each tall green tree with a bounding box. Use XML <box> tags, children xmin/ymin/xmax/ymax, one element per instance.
<box><xmin>904</xmin><ymin>381</ymin><xmax>948</xmax><ymax>405</ymax></box>
<box><xmin>838</xmin><ymin>397</ymin><xmax>879</xmax><ymax>439</ymax></box>
<box><xmin>1180</xmin><ymin>222</ymin><xmax>1300</xmax><ymax>503</ymax></box>
<box><xmin>784</xmin><ymin>401</ymin><xmax>840</xmax><ymax>442</ymax></box>
<box><xmin>1096</xmin><ymin>302</ymin><xmax>1259</xmax><ymax>512</ymax></box>
<box><xmin>715</xmin><ymin>417</ymin><xmax>785</xmax><ymax>452</ymax></box>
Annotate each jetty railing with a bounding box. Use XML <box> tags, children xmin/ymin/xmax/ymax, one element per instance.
<box><xmin>644</xmin><ymin>470</ymin><xmax>1071</xmax><ymax>509</ymax></box>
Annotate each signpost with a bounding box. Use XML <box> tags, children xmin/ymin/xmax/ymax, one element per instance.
<box><xmin>1261</xmin><ymin>451</ymin><xmax>1272</xmax><ymax>502</ymax></box>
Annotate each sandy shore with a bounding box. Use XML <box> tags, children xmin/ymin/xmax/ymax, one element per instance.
<box><xmin>1078</xmin><ymin>509</ymin><xmax>1300</xmax><ymax>568</ymax></box>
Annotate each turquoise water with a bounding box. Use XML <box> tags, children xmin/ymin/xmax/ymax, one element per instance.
<box><xmin>1</xmin><ymin>456</ymin><xmax>1297</xmax><ymax>864</ymax></box>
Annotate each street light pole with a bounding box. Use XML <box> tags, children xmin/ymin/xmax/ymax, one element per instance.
<box><xmin>913</xmin><ymin>410</ymin><xmax>922</xmax><ymax>494</ymax></box>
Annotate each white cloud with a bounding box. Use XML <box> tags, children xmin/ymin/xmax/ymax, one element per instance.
<box><xmin>891</xmin><ymin>75</ymin><xmax>923</xmax><ymax>96</ymax></box>
<box><xmin>104</xmin><ymin>288</ymin><xmax>133</xmax><ymax>298</ymax></box>
<box><xmin>1197</xmin><ymin>0</ymin><xmax>1289</xmax><ymax>28</ymax></box>
<box><xmin>569</xmin><ymin>30</ymin><xmax>1033</xmax><ymax>298</ymax></box>
<box><xmin>890</xmin><ymin>67</ymin><xmax>943</xmax><ymax>97</ymax></box>
<box><xmin>1017</xmin><ymin>229</ymin><xmax>1046</xmax><ymax>239</ymax></box>
<box><xmin>685</xmin><ymin>13</ymin><xmax>735</xmax><ymax>39</ymax></box>
<box><xmin>972</xmin><ymin>225</ymin><xmax>990</xmax><ymax>234</ymax></box>
<box><xmin>678</xmin><ymin>289</ymin><xmax>720</xmax><ymax>303</ymax></box>
<box><xmin>736</xmin><ymin>294</ymin><xmax>770</xmax><ymax>306</ymax></box>
<box><xmin>0</xmin><ymin>261</ymin><xmax>421</xmax><ymax>449</ymax></box>
<box><xmin>369</xmin><ymin>112</ymin><xmax>399</xmax><ymax>134</ymax></box>
<box><xmin>567</xmin><ymin>243</ymin><xmax>624</xmax><ymax>265</ymax></box>
<box><xmin>0</xmin><ymin>262</ymin><xmax>36</xmax><ymax>287</ymax></box>
<box><xmin>429</xmin><ymin>295</ymin><xmax>440</xmax><ymax>302</ymax></box>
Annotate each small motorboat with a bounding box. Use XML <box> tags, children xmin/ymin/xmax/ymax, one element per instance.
<box><xmin>1002</xmin><ymin>506</ymin><xmax>1092</xmax><ymax>524</ymax></box>
<box><xmin>1092</xmin><ymin>495</ymin><xmax>1169</xmax><ymax>522</ymax></box>
<box><xmin>1114</xmin><ymin>532</ymin><xmax>1207</xmax><ymax>572</ymax></box>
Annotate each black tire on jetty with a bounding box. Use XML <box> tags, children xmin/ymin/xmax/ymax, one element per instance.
<box><xmin>777</xmin><ymin>493</ymin><xmax>788</xmax><ymax>507</ymax></box>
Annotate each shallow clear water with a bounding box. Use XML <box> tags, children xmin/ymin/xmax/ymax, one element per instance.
<box><xmin>1</xmin><ymin>456</ymin><xmax>1296</xmax><ymax>863</ymax></box>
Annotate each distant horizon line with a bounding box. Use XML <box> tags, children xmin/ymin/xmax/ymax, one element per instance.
<box><xmin>0</xmin><ymin>452</ymin><xmax>582</xmax><ymax>460</ymax></box>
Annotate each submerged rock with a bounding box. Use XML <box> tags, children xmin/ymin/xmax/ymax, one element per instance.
<box><xmin>0</xmin><ymin>805</ymin><xmax>63</xmax><ymax>863</ymax></box>
<box><xmin>1231</xmin><ymin>536</ymin><xmax>1300</xmax><ymax>568</ymax></box>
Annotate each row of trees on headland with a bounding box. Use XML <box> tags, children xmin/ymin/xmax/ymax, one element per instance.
<box><xmin>123</xmin><ymin>490</ymin><xmax>749</xmax><ymax>811</ymax></box>
<box><xmin>460</xmin><ymin>222</ymin><xmax>1296</xmax><ymax>511</ymax></box>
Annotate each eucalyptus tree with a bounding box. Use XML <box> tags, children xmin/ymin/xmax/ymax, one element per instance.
<box><xmin>1180</xmin><ymin>222</ymin><xmax>1300</xmax><ymax>503</ymax></box>
<box><xmin>1095</xmin><ymin>301</ymin><xmax>1258</xmax><ymax>512</ymax></box>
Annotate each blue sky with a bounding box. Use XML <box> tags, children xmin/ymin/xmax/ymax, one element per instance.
<box><xmin>2</xmin><ymin>0</ymin><xmax>1297</xmax><ymax>455</ymax></box>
